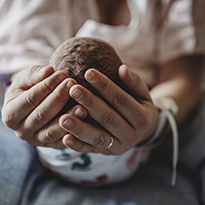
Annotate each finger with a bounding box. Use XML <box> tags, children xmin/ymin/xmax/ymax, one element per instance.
<box><xmin>12</xmin><ymin>65</ymin><xmax>54</xmax><ymax>89</ymax></box>
<box><xmin>69</xmin><ymin>84</ymin><xmax>134</xmax><ymax>142</ymax></box>
<box><xmin>84</xmin><ymin>69</ymin><xmax>148</xmax><ymax>128</ymax></box>
<box><xmin>34</xmin><ymin>105</ymin><xmax>88</xmax><ymax>148</ymax></box>
<box><xmin>3</xmin><ymin>66</ymin><xmax>55</xmax><ymax>105</ymax></box>
<box><xmin>21</xmin><ymin>78</ymin><xmax>76</xmax><ymax>133</ymax></box>
<box><xmin>62</xmin><ymin>134</ymin><xmax>109</xmax><ymax>154</ymax></box>
<box><xmin>35</xmin><ymin>119</ymin><xmax>67</xmax><ymax>149</ymax></box>
<box><xmin>2</xmin><ymin>71</ymin><xmax>70</xmax><ymax>130</ymax></box>
<box><xmin>59</xmin><ymin>114</ymin><xmax>124</xmax><ymax>154</ymax></box>
<box><xmin>118</xmin><ymin>65</ymin><xmax>151</xmax><ymax>100</ymax></box>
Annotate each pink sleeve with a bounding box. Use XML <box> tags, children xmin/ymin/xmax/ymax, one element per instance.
<box><xmin>0</xmin><ymin>0</ymin><xmax>75</xmax><ymax>77</ymax></box>
<box><xmin>158</xmin><ymin>0</ymin><xmax>205</xmax><ymax>64</ymax></box>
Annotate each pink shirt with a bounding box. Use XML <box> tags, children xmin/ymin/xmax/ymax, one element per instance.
<box><xmin>0</xmin><ymin>0</ymin><xmax>205</xmax><ymax>87</ymax></box>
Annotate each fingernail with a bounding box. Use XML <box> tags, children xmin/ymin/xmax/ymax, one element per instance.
<box><xmin>66</xmin><ymin>139</ymin><xmax>75</xmax><ymax>147</ymax></box>
<box><xmin>125</xmin><ymin>66</ymin><xmax>132</xmax><ymax>77</ymax></box>
<box><xmin>86</xmin><ymin>70</ymin><xmax>96</xmax><ymax>83</ymax></box>
<box><xmin>71</xmin><ymin>88</ymin><xmax>83</xmax><ymax>99</ymax></box>
<box><xmin>66</xmin><ymin>81</ymin><xmax>74</xmax><ymax>90</ymax></box>
<box><xmin>57</xmin><ymin>74</ymin><xmax>66</xmax><ymax>82</ymax></box>
<box><xmin>63</xmin><ymin>119</ymin><xmax>73</xmax><ymax>129</ymax></box>
<box><xmin>74</xmin><ymin>108</ymin><xmax>85</xmax><ymax>119</ymax></box>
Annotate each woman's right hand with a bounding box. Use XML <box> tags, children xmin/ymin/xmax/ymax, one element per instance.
<box><xmin>1</xmin><ymin>65</ymin><xmax>87</xmax><ymax>149</ymax></box>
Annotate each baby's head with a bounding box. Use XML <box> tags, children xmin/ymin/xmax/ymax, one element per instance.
<box><xmin>49</xmin><ymin>37</ymin><xmax>123</xmax><ymax>92</ymax></box>
<box><xmin>49</xmin><ymin>37</ymin><xmax>125</xmax><ymax>121</ymax></box>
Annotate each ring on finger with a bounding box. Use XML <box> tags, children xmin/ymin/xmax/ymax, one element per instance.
<box><xmin>105</xmin><ymin>136</ymin><xmax>114</xmax><ymax>150</ymax></box>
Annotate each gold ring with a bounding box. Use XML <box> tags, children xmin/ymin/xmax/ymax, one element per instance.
<box><xmin>105</xmin><ymin>136</ymin><xmax>114</xmax><ymax>150</ymax></box>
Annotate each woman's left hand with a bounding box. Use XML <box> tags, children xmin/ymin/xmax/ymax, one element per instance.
<box><xmin>59</xmin><ymin>65</ymin><xmax>159</xmax><ymax>155</ymax></box>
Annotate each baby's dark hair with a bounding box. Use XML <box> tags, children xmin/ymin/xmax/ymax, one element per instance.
<box><xmin>49</xmin><ymin>37</ymin><xmax>123</xmax><ymax>92</ymax></box>
<box><xmin>49</xmin><ymin>38</ymin><xmax>126</xmax><ymax>124</ymax></box>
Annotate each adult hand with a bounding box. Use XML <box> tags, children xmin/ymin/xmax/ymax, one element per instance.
<box><xmin>59</xmin><ymin>65</ymin><xmax>159</xmax><ymax>155</ymax></box>
<box><xmin>2</xmin><ymin>65</ymin><xmax>87</xmax><ymax>149</ymax></box>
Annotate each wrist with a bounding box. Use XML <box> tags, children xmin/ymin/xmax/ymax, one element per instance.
<box><xmin>136</xmin><ymin>108</ymin><xmax>167</xmax><ymax>148</ymax></box>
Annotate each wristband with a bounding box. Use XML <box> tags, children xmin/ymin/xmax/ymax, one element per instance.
<box><xmin>153</xmin><ymin>97</ymin><xmax>179</xmax><ymax>186</ymax></box>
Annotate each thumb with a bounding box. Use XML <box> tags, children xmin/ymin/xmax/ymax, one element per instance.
<box><xmin>118</xmin><ymin>65</ymin><xmax>151</xmax><ymax>101</ymax></box>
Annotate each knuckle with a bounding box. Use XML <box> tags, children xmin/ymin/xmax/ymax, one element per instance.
<box><xmin>93</xmin><ymin>132</ymin><xmax>107</xmax><ymax>147</ymax></box>
<box><xmin>75</xmin><ymin>142</ymin><xmax>84</xmax><ymax>152</ymax></box>
<box><xmin>28</xmin><ymin>65</ymin><xmax>41</xmax><ymax>77</ymax></box>
<box><xmin>40</xmin><ymin>80</ymin><xmax>53</xmax><ymax>94</ymax></box>
<box><xmin>34</xmin><ymin>110</ymin><xmax>49</xmax><ymax>124</ymax></box>
<box><xmin>15</xmin><ymin>131</ymin><xmax>25</xmax><ymax>140</ymax></box>
<box><xmin>112</xmin><ymin>93</ymin><xmax>127</xmax><ymax>108</ymax></box>
<box><xmin>44</xmin><ymin>129</ymin><xmax>58</xmax><ymax>142</ymax></box>
<box><xmin>84</xmin><ymin>97</ymin><xmax>94</xmax><ymax>107</ymax></box>
<box><xmin>54</xmin><ymin>141</ymin><xmax>64</xmax><ymax>149</ymax></box>
<box><xmin>1</xmin><ymin>114</ymin><xmax>11</xmax><ymax>127</ymax></box>
<box><xmin>27</xmin><ymin>65</ymin><xmax>43</xmax><ymax>83</ymax></box>
<box><xmin>26</xmin><ymin>92</ymin><xmax>39</xmax><ymax>109</ymax></box>
<box><xmin>89</xmin><ymin>145</ymin><xmax>98</xmax><ymax>153</ymax></box>
<box><xmin>75</xmin><ymin>126</ymin><xmax>83</xmax><ymax>136</ymax></box>
<box><xmin>2</xmin><ymin>114</ymin><xmax>17</xmax><ymax>130</ymax></box>
<box><xmin>99</xmin><ymin>81</ymin><xmax>108</xmax><ymax>90</ymax></box>
<box><xmin>101</xmin><ymin>112</ymin><xmax>118</xmax><ymax>127</ymax></box>
<box><xmin>53</xmin><ymin>89</ymin><xmax>68</xmax><ymax>104</ymax></box>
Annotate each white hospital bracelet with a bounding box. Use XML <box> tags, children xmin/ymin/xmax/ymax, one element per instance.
<box><xmin>153</xmin><ymin>97</ymin><xmax>179</xmax><ymax>186</ymax></box>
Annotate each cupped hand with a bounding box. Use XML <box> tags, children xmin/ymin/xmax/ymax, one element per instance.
<box><xmin>2</xmin><ymin>65</ymin><xmax>87</xmax><ymax>149</ymax></box>
<box><xmin>60</xmin><ymin>65</ymin><xmax>159</xmax><ymax>155</ymax></box>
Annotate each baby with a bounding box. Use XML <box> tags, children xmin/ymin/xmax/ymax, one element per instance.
<box><xmin>37</xmin><ymin>38</ymin><xmax>148</xmax><ymax>185</ymax></box>
<box><xmin>49</xmin><ymin>37</ymin><xmax>128</xmax><ymax>124</ymax></box>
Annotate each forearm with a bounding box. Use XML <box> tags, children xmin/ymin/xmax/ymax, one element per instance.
<box><xmin>150</xmin><ymin>55</ymin><xmax>204</xmax><ymax>125</ymax></box>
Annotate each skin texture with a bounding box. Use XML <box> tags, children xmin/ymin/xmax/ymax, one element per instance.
<box><xmin>49</xmin><ymin>37</ymin><xmax>128</xmax><ymax>127</ymax></box>
<box><xmin>47</xmin><ymin>38</ymin><xmax>159</xmax><ymax>155</ymax></box>
<box><xmin>2</xmin><ymin>53</ymin><xmax>203</xmax><ymax>155</ymax></box>
<box><xmin>2</xmin><ymin>38</ymin><xmax>159</xmax><ymax>154</ymax></box>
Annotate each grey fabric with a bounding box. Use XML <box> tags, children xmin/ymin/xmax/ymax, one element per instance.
<box><xmin>20</xmin><ymin>158</ymin><xmax>199</xmax><ymax>205</ymax></box>
<box><xmin>0</xmin><ymin>112</ymin><xmax>36</xmax><ymax>205</ymax></box>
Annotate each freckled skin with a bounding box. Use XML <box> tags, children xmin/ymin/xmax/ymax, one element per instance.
<box><xmin>50</xmin><ymin>37</ymin><xmax>128</xmax><ymax>126</ymax></box>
